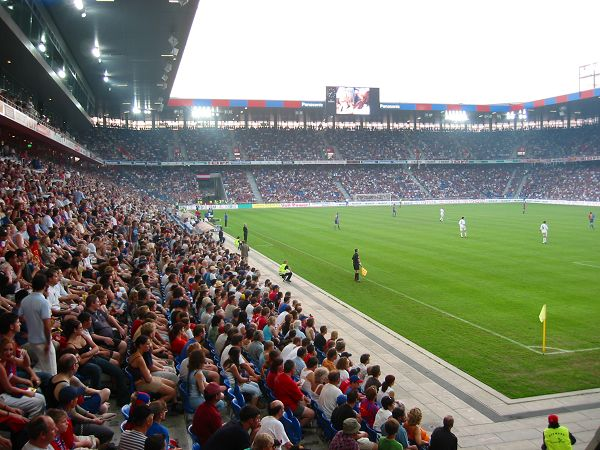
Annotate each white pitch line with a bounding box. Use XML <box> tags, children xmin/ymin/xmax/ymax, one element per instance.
<box><xmin>252</xmin><ymin>230</ymin><xmax>542</xmax><ymax>354</ymax></box>
<box><xmin>573</xmin><ymin>261</ymin><xmax>600</xmax><ymax>269</ymax></box>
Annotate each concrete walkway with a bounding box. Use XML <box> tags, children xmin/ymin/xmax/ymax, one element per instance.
<box><xmin>241</xmin><ymin>238</ymin><xmax>600</xmax><ymax>450</ymax></box>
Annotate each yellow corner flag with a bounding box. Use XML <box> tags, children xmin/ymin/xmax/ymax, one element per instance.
<box><xmin>539</xmin><ymin>304</ymin><xmax>547</xmax><ymax>323</ymax></box>
<box><xmin>539</xmin><ymin>304</ymin><xmax>547</xmax><ymax>354</ymax></box>
<box><xmin>361</xmin><ymin>267</ymin><xmax>368</xmax><ymax>277</ymax></box>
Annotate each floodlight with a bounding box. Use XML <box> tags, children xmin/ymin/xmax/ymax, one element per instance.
<box><xmin>74</xmin><ymin>0</ymin><xmax>84</xmax><ymax>10</ymax></box>
<box><xmin>57</xmin><ymin>68</ymin><xmax>66</xmax><ymax>79</ymax></box>
<box><xmin>38</xmin><ymin>43</ymin><xmax>47</xmax><ymax>53</ymax></box>
<box><xmin>81</xmin><ymin>10</ymin><xmax>87</xmax><ymax>17</ymax></box>
<box><xmin>161</xmin><ymin>74</ymin><xmax>169</xmax><ymax>82</ymax></box>
<box><xmin>92</xmin><ymin>46</ymin><xmax>100</xmax><ymax>58</ymax></box>
<box><xmin>132</xmin><ymin>106</ymin><xmax>141</xmax><ymax>114</ymax></box>
<box><xmin>172</xmin><ymin>47</ymin><xmax>179</xmax><ymax>57</ymax></box>
<box><xmin>164</xmin><ymin>63</ymin><xmax>172</xmax><ymax>73</ymax></box>
<box><xmin>192</xmin><ymin>106</ymin><xmax>212</xmax><ymax>119</ymax></box>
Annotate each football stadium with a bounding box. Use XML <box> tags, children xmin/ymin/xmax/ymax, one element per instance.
<box><xmin>0</xmin><ymin>1</ymin><xmax>599</xmax><ymax>449</ymax></box>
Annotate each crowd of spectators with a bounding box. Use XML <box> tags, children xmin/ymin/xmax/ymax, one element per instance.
<box><xmin>335</xmin><ymin>167</ymin><xmax>423</xmax><ymax>200</ymax></box>
<box><xmin>252</xmin><ymin>167</ymin><xmax>344</xmax><ymax>203</ymax></box>
<box><xmin>520</xmin><ymin>163</ymin><xmax>600</xmax><ymax>201</ymax></box>
<box><xmin>73</xmin><ymin>125</ymin><xmax>600</xmax><ymax>162</ymax></box>
<box><xmin>411</xmin><ymin>166</ymin><xmax>515</xmax><ymax>199</ymax></box>
<box><xmin>120</xmin><ymin>163</ymin><xmax>600</xmax><ymax>205</ymax></box>
<box><xmin>0</xmin><ymin>145</ymin><xmax>452</xmax><ymax>450</ymax></box>
<box><xmin>236</xmin><ymin>129</ymin><xmax>329</xmax><ymax>161</ymax></box>
<box><xmin>78</xmin><ymin>128</ymin><xmax>176</xmax><ymax>161</ymax></box>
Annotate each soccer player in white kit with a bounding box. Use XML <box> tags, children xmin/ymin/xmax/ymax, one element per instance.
<box><xmin>440</xmin><ymin>208</ymin><xmax>445</xmax><ymax>222</ymax></box>
<box><xmin>540</xmin><ymin>220</ymin><xmax>548</xmax><ymax>244</ymax></box>
<box><xmin>458</xmin><ymin>216</ymin><xmax>466</xmax><ymax>238</ymax></box>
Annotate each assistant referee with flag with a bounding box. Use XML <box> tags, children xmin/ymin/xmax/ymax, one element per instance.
<box><xmin>352</xmin><ymin>249</ymin><xmax>361</xmax><ymax>282</ymax></box>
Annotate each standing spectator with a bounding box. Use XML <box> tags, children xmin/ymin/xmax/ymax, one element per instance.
<box><xmin>429</xmin><ymin>415</ymin><xmax>458</xmax><ymax>450</ymax></box>
<box><xmin>541</xmin><ymin>414</ymin><xmax>576</xmax><ymax>450</ymax></box>
<box><xmin>243</xmin><ymin>224</ymin><xmax>248</xmax><ymax>242</ymax></box>
<box><xmin>19</xmin><ymin>273</ymin><xmax>56</xmax><ymax>375</ymax></box>
<box><xmin>22</xmin><ymin>415</ymin><xmax>58</xmax><ymax>450</ymax></box>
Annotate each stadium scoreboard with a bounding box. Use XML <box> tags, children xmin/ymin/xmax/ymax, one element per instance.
<box><xmin>326</xmin><ymin>86</ymin><xmax>380</xmax><ymax>117</ymax></box>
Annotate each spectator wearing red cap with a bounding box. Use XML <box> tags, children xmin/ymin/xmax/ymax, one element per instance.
<box><xmin>542</xmin><ymin>414</ymin><xmax>576</xmax><ymax>450</ymax></box>
<box><xmin>191</xmin><ymin>382</ymin><xmax>226</xmax><ymax>445</ymax></box>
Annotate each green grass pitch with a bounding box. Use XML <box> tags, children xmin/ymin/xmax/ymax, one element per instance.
<box><xmin>219</xmin><ymin>203</ymin><xmax>600</xmax><ymax>398</ymax></box>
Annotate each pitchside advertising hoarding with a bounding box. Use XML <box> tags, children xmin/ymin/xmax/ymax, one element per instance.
<box><xmin>181</xmin><ymin>198</ymin><xmax>600</xmax><ymax>212</ymax></box>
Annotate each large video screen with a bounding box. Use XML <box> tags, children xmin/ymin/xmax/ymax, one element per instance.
<box><xmin>325</xmin><ymin>86</ymin><xmax>380</xmax><ymax>116</ymax></box>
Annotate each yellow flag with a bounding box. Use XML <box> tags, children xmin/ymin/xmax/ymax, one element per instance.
<box><xmin>361</xmin><ymin>267</ymin><xmax>368</xmax><ymax>277</ymax></box>
<box><xmin>539</xmin><ymin>304</ymin><xmax>547</xmax><ymax>323</ymax></box>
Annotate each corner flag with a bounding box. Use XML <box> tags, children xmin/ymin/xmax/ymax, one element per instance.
<box><xmin>539</xmin><ymin>304</ymin><xmax>547</xmax><ymax>323</ymax></box>
<box><xmin>539</xmin><ymin>304</ymin><xmax>547</xmax><ymax>354</ymax></box>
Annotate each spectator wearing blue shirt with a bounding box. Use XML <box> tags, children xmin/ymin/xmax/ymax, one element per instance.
<box><xmin>147</xmin><ymin>400</ymin><xmax>171</xmax><ymax>448</ymax></box>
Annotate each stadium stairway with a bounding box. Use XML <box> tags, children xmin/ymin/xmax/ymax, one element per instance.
<box><xmin>502</xmin><ymin>168</ymin><xmax>518</xmax><ymax>198</ymax></box>
<box><xmin>405</xmin><ymin>168</ymin><xmax>430</xmax><ymax>198</ymax></box>
<box><xmin>221</xmin><ymin>232</ymin><xmax>600</xmax><ymax>449</ymax></box>
<box><xmin>246</xmin><ymin>171</ymin><xmax>263</xmax><ymax>203</ymax></box>
<box><xmin>334</xmin><ymin>180</ymin><xmax>351</xmax><ymax>201</ymax></box>
<box><xmin>513</xmin><ymin>172</ymin><xmax>529</xmax><ymax>199</ymax></box>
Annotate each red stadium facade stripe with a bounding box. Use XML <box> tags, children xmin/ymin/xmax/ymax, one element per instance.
<box><xmin>168</xmin><ymin>99</ymin><xmax>193</xmax><ymax>106</ymax></box>
<box><xmin>248</xmin><ymin>100</ymin><xmax>266</xmax><ymax>108</ymax></box>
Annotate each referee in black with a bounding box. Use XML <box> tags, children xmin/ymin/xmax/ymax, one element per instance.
<box><xmin>352</xmin><ymin>248</ymin><xmax>361</xmax><ymax>282</ymax></box>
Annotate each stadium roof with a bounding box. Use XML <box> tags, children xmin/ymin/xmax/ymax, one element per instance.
<box><xmin>0</xmin><ymin>0</ymin><xmax>199</xmax><ymax>124</ymax></box>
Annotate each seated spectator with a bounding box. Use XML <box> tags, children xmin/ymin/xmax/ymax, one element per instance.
<box><xmin>359</xmin><ymin>387</ymin><xmax>379</xmax><ymax>428</ymax></box>
<box><xmin>378</xmin><ymin>375</ymin><xmax>396</xmax><ymax>402</ymax></box>
<box><xmin>374</xmin><ymin>395</ymin><xmax>395</xmax><ymax>432</ymax></box>
<box><xmin>145</xmin><ymin>434</ymin><xmax>167</xmax><ymax>450</ymax></box>
<box><xmin>330</xmin><ymin>392</ymin><xmax>357</xmax><ymax>431</ymax></box>
<box><xmin>319</xmin><ymin>370</ymin><xmax>343</xmax><ymax>420</ymax></box>
<box><xmin>46</xmin><ymin>353</ymin><xmax>110</xmax><ymax>415</ymax></box>
<box><xmin>429</xmin><ymin>415</ymin><xmax>458</xmax><ymax>450</ymax></box>
<box><xmin>259</xmin><ymin>400</ymin><xmax>292</xmax><ymax>450</ymax></box>
<box><xmin>22</xmin><ymin>415</ymin><xmax>58</xmax><ymax>450</ymax></box>
<box><xmin>364</xmin><ymin>365</ymin><xmax>381</xmax><ymax>393</ymax></box>
<box><xmin>147</xmin><ymin>400</ymin><xmax>179</xmax><ymax>449</ymax></box>
<box><xmin>380</xmin><ymin>418</ymin><xmax>404</xmax><ymax>450</ymax></box>
<box><xmin>251</xmin><ymin>433</ymin><xmax>276</xmax><ymax>450</ymax></box>
<box><xmin>273</xmin><ymin>360</ymin><xmax>314</xmax><ymax>427</ymax></box>
<box><xmin>47</xmin><ymin>407</ymin><xmax>99</xmax><ymax>450</ymax></box>
<box><xmin>203</xmin><ymin>404</ymin><xmax>262</xmax><ymax>450</ymax></box>
<box><xmin>390</xmin><ymin>404</ymin><xmax>417</xmax><ymax>450</ymax></box>
<box><xmin>58</xmin><ymin>385</ymin><xmax>113</xmax><ymax>444</ymax></box>
<box><xmin>185</xmin><ymin>349</ymin><xmax>208</xmax><ymax>410</ymax></box>
<box><xmin>223</xmin><ymin>346</ymin><xmax>261</xmax><ymax>406</ymax></box>
<box><xmin>404</xmin><ymin>407</ymin><xmax>430</xmax><ymax>450</ymax></box>
<box><xmin>329</xmin><ymin>417</ymin><xmax>371</xmax><ymax>450</ymax></box>
<box><xmin>128</xmin><ymin>335</ymin><xmax>176</xmax><ymax>403</ymax></box>
<box><xmin>118</xmin><ymin>404</ymin><xmax>153</xmax><ymax>450</ymax></box>
<box><xmin>192</xmin><ymin>382</ymin><xmax>226</xmax><ymax>445</ymax></box>
<box><xmin>0</xmin><ymin>337</ymin><xmax>46</xmax><ymax>417</ymax></box>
